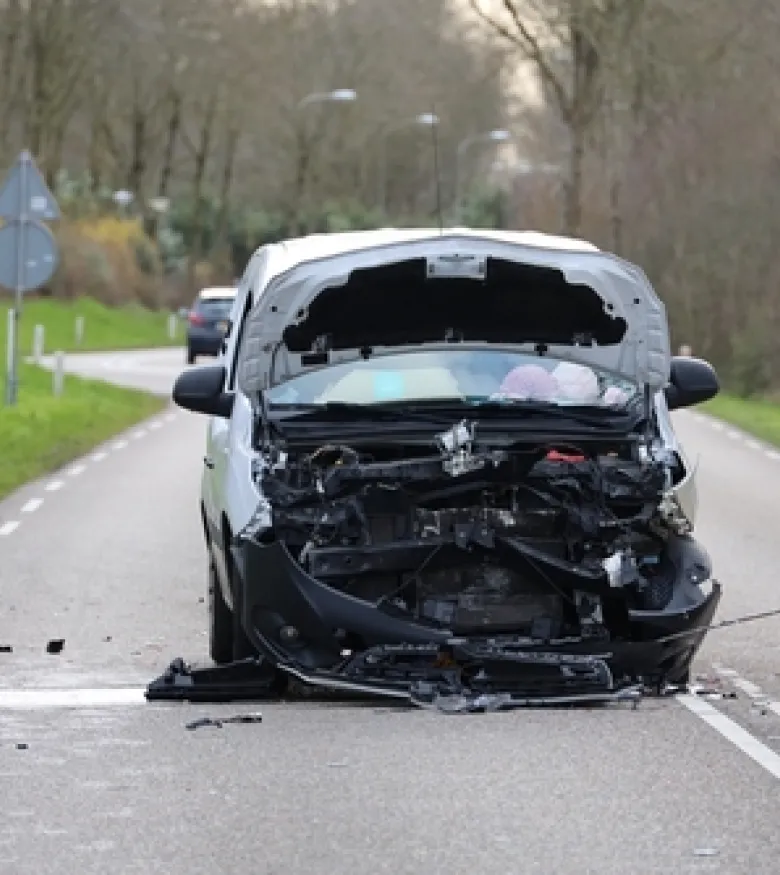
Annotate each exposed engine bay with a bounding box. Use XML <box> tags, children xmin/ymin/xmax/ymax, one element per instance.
<box><xmin>255</xmin><ymin>421</ymin><xmax>696</xmax><ymax>648</ymax></box>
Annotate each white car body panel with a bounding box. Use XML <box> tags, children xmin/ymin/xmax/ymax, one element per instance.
<box><xmin>198</xmin><ymin>228</ymin><xmax>699</xmax><ymax>585</ymax></box>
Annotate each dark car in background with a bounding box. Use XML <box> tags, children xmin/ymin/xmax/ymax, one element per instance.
<box><xmin>185</xmin><ymin>286</ymin><xmax>237</xmax><ymax>364</ymax></box>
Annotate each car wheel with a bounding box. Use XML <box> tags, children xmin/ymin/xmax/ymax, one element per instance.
<box><xmin>208</xmin><ymin>557</ymin><xmax>233</xmax><ymax>664</ymax></box>
<box><xmin>187</xmin><ymin>347</ymin><xmax>196</xmax><ymax>365</ymax></box>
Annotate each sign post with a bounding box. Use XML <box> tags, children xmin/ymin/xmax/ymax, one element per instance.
<box><xmin>0</xmin><ymin>150</ymin><xmax>61</xmax><ymax>406</ymax></box>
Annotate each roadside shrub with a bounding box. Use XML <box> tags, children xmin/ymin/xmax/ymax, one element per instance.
<box><xmin>49</xmin><ymin>217</ymin><xmax>164</xmax><ymax>308</ymax></box>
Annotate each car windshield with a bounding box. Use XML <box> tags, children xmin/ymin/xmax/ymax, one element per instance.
<box><xmin>196</xmin><ymin>298</ymin><xmax>233</xmax><ymax>318</ymax></box>
<box><xmin>265</xmin><ymin>350</ymin><xmax>639</xmax><ymax>409</ymax></box>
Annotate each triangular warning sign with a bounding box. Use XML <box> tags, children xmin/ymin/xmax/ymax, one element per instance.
<box><xmin>0</xmin><ymin>150</ymin><xmax>60</xmax><ymax>221</ymax></box>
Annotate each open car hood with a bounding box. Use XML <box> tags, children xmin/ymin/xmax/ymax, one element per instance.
<box><xmin>236</xmin><ymin>232</ymin><xmax>671</xmax><ymax>393</ymax></box>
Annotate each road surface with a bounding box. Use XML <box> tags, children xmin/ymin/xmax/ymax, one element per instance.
<box><xmin>2</xmin><ymin>348</ymin><xmax>780</xmax><ymax>874</ymax></box>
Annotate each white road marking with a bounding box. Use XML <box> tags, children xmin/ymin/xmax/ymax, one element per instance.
<box><xmin>44</xmin><ymin>480</ymin><xmax>63</xmax><ymax>492</ymax></box>
<box><xmin>678</xmin><ymin>694</ymin><xmax>780</xmax><ymax>780</ymax></box>
<box><xmin>21</xmin><ymin>498</ymin><xmax>43</xmax><ymax>514</ymax></box>
<box><xmin>0</xmin><ymin>687</ymin><xmax>147</xmax><ymax>709</ymax></box>
<box><xmin>0</xmin><ymin>520</ymin><xmax>20</xmax><ymax>536</ymax></box>
<box><xmin>131</xmin><ymin>429</ymin><xmax>147</xmax><ymax>440</ymax></box>
<box><xmin>91</xmin><ymin>451</ymin><xmax>107</xmax><ymax>462</ymax></box>
<box><xmin>733</xmin><ymin>677</ymin><xmax>765</xmax><ymax>699</ymax></box>
<box><xmin>746</xmin><ymin>440</ymin><xmax>761</xmax><ymax>451</ymax></box>
<box><xmin>726</xmin><ymin>429</ymin><xmax>741</xmax><ymax>440</ymax></box>
<box><xmin>67</xmin><ymin>463</ymin><xmax>86</xmax><ymax>477</ymax></box>
<box><xmin>711</xmin><ymin>665</ymin><xmax>780</xmax><ymax>716</ymax></box>
<box><xmin>149</xmin><ymin>420</ymin><xmax>162</xmax><ymax>430</ymax></box>
<box><xmin>709</xmin><ymin>420</ymin><xmax>724</xmax><ymax>431</ymax></box>
<box><xmin>767</xmin><ymin>451</ymin><xmax>780</xmax><ymax>462</ymax></box>
<box><xmin>112</xmin><ymin>440</ymin><xmax>128</xmax><ymax>450</ymax></box>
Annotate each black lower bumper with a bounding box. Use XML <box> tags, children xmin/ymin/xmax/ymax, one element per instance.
<box><xmin>146</xmin><ymin>537</ymin><xmax>721</xmax><ymax>705</ymax></box>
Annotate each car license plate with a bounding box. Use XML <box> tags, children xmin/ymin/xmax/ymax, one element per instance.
<box><xmin>217</xmin><ymin>321</ymin><xmax>228</xmax><ymax>333</ymax></box>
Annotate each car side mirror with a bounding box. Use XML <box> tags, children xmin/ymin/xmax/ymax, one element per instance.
<box><xmin>172</xmin><ymin>364</ymin><xmax>234</xmax><ymax>418</ymax></box>
<box><xmin>664</xmin><ymin>356</ymin><xmax>719</xmax><ymax>411</ymax></box>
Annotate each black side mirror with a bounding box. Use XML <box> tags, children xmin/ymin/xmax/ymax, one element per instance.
<box><xmin>172</xmin><ymin>365</ymin><xmax>234</xmax><ymax>418</ymax></box>
<box><xmin>664</xmin><ymin>356</ymin><xmax>719</xmax><ymax>411</ymax></box>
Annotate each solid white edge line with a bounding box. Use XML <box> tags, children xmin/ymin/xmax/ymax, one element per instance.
<box><xmin>0</xmin><ymin>520</ymin><xmax>19</xmax><ymax>536</ymax></box>
<box><xmin>44</xmin><ymin>480</ymin><xmax>63</xmax><ymax>492</ymax></box>
<box><xmin>21</xmin><ymin>498</ymin><xmax>43</xmax><ymax>514</ymax></box>
<box><xmin>113</xmin><ymin>440</ymin><xmax>128</xmax><ymax>450</ymax></box>
<box><xmin>733</xmin><ymin>677</ymin><xmax>765</xmax><ymax>698</ymax></box>
<box><xmin>0</xmin><ymin>688</ymin><xmax>148</xmax><ymax>709</ymax></box>
<box><xmin>67</xmin><ymin>463</ymin><xmax>86</xmax><ymax>477</ymax></box>
<box><xmin>91</xmin><ymin>451</ymin><xmax>107</xmax><ymax>462</ymax></box>
<box><xmin>678</xmin><ymin>694</ymin><xmax>780</xmax><ymax>780</ymax></box>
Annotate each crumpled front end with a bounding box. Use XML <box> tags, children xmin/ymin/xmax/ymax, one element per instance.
<box><xmin>229</xmin><ymin>422</ymin><xmax>721</xmax><ymax>706</ymax></box>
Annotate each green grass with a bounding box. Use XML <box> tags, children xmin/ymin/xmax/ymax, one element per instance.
<box><xmin>702</xmin><ymin>394</ymin><xmax>780</xmax><ymax>447</ymax></box>
<box><xmin>0</xmin><ymin>296</ymin><xmax>182</xmax><ymax>355</ymax></box>
<box><xmin>0</xmin><ymin>362</ymin><xmax>165</xmax><ymax>499</ymax></box>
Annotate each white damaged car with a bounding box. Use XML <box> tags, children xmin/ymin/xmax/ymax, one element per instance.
<box><xmin>169</xmin><ymin>228</ymin><xmax>721</xmax><ymax>706</ymax></box>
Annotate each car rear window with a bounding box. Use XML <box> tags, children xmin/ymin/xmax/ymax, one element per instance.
<box><xmin>196</xmin><ymin>298</ymin><xmax>233</xmax><ymax>318</ymax></box>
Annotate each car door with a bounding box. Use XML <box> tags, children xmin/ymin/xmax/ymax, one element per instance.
<box><xmin>202</xmin><ymin>262</ymin><xmax>255</xmax><ymax>531</ymax></box>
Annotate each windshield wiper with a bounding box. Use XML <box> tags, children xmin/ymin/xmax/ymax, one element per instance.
<box><xmin>268</xmin><ymin>401</ymin><xmax>460</xmax><ymax>426</ymax></box>
<box><xmin>460</xmin><ymin>399</ymin><xmax>642</xmax><ymax>429</ymax></box>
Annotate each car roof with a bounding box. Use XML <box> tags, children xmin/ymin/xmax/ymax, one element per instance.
<box><xmin>259</xmin><ymin>227</ymin><xmax>600</xmax><ymax>280</ymax></box>
<box><xmin>197</xmin><ymin>286</ymin><xmax>236</xmax><ymax>301</ymax></box>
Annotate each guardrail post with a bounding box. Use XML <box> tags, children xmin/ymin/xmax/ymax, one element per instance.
<box><xmin>75</xmin><ymin>315</ymin><xmax>85</xmax><ymax>346</ymax></box>
<box><xmin>52</xmin><ymin>350</ymin><xmax>64</xmax><ymax>396</ymax></box>
<box><xmin>168</xmin><ymin>313</ymin><xmax>177</xmax><ymax>340</ymax></box>
<box><xmin>32</xmin><ymin>323</ymin><xmax>44</xmax><ymax>363</ymax></box>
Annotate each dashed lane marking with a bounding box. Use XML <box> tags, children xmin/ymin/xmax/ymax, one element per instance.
<box><xmin>0</xmin><ymin>409</ymin><xmax>178</xmax><ymax>540</ymax></box>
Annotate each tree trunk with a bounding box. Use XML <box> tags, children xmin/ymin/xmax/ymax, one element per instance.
<box><xmin>185</xmin><ymin>89</ymin><xmax>219</xmax><ymax>293</ymax></box>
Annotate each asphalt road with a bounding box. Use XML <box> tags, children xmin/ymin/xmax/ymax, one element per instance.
<box><xmin>2</xmin><ymin>348</ymin><xmax>780</xmax><ymax>874</ymax></box>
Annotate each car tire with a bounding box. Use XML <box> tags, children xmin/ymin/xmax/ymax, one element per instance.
<box><xmin>187</xmin><ymin>347</ymin><xmax>196</xmax><ymax>365</ymax></box>
<box><xmin>231</xmin><ymin>570</ymin><xmax>257</xmax><ymax>661</ymax></box>
<box><xmin>208</xmin><ymin>557</ymin><xmax>233</xmax><ymax>664</ymax></box>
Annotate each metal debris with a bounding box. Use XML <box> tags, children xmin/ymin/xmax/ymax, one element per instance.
<box><xmin>185</xmin><ymin>713</ymin><xmax>263</xmax><ymax>731</ymax></box>
<box><xmin>687</xmin><ymin>683</ymin><xmax>737</xmax><ymax>700</ymax></box>
<box><xmin>693</xmin><ymin>848</ymin><xmax>719</xmax><ymax>857</ymax></box>
<box><xmin>16</xmin><ymin>743</ymin><xmax>28</xmax><ymax>750</ymax></box>
<box><xmin>0</xmin><ymin>644</ymin><xmax>12</xmax><ymax>653</ymax></box>
<box><xmin>45</xmin><ymin>639</ymin><xmax>64</xmax><ymax>654</ymax></box>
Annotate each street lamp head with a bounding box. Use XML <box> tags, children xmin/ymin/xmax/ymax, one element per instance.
<box><xmin>416</xmin><ymin>113</ymin><xmax>439</xmax><ymax>126</ymax></box>
<box><xmin>489</xmin><ymin>129</ymin><xmax>511</xmax><ymax>142</ymax></box>
<box><xmin>329</xmin><ymin>88</ymin><xmax>357</xmax><ymax>102</ymax></box>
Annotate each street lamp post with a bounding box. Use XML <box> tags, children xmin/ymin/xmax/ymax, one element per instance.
<box><xmin>292</xmin><ymin>89</ymin><xmax>358</xmax><ymax>234</ymax></box>
<box><xmin>297</xmin><ymin>88</ymin><xmax>357</xmax><ymax>110</ymax></box>
<box><xmin>378</xmin><ymin>113</ymin><xmax>439</xmax><ymax>214</ymax></box>
<box><xmin>453</xmin><ymin>128</ymin><xmax>511</xmax><ymax>223</ymax></box>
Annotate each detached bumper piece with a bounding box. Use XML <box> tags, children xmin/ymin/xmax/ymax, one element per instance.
<box><xmin>145</xmin><ymin>643</ymin><xmax>643</xmax><ymax>709</ymax></box>
<box><xmin>280</xmin><ymin>641</ymin><xmax>643</xmax><ymax>711</ymax></box>
<box><xmin>145</xmin><ymin>656</ymin><xmax>281</xmax><ymax>702</ymax></box>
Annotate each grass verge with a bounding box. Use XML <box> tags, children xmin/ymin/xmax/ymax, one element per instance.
<box><xmin>1</xmin><ymin>296</ymin><xmax>182</xmax><ymax>354</ymax></box>
<box><xmin>701</xmin><ymin>394</ymin><xmax>780</xmax><ymax>447</ymax></box>
<box><xmin>0</xmin><ymin>363</ymin><xmax>165</xmax><ymax>500</ymax></box>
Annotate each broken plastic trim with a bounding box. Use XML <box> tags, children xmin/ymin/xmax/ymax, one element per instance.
<box><xmin>145</xmin><ymin>657</ymin><xmax>280</xmax><ymax>702</ymax></box>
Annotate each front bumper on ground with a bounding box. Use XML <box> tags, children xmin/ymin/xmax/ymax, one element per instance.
<box><xmin>245</xmin><ymin>539</ymin><xmax>719</xmax><ymax>694</ymax></box>
<box><xmin>146</xmin><ymin>539</ymin><xmax>721</xmax><ymax>705</ymax></box>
